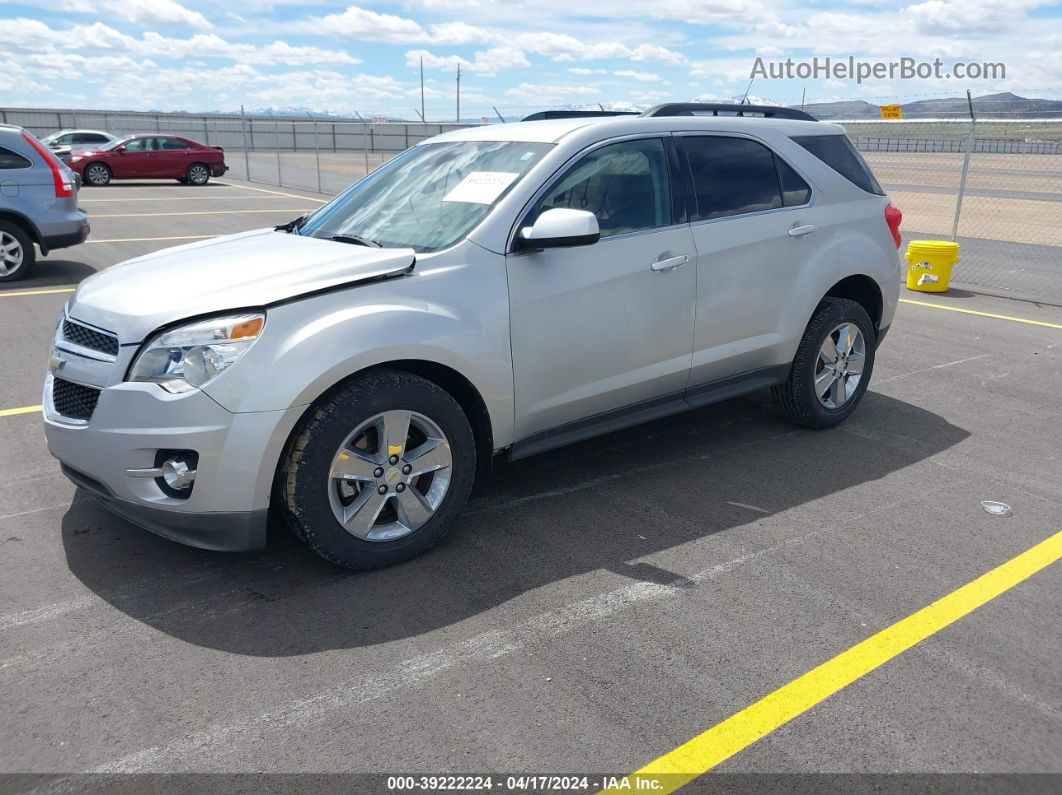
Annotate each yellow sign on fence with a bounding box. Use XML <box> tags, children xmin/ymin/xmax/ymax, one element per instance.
<box><xmin>879</xmin><ymin>104</ymin><xmax>903</xmax><ymax>119</ymax></box>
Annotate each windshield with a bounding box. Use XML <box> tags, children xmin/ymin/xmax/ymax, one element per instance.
<box><xmin>297</xmin><ymin>140</ymin><xmax>553</xmax><ymax>252</ymax></box>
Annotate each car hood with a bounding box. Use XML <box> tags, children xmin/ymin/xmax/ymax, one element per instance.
<box><xmin>69</xmin><ymin>228</ymin><xmax>416</xmax><ymax>343</ymax></box>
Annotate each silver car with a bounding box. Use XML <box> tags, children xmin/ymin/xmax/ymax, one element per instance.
<box><xmin>1</xmin><ymin>125</ymin><xmax>90</xmax><ymax>281</ymax></box>
<box><xmin>40</xmin><ymin>129</ymin><xmax>119</xmax><ymax>162</ymax></box>
<box><xmin>43</xmin><ymin>105</ymin><xmax>902</xmax><ymax>569</ymax></box>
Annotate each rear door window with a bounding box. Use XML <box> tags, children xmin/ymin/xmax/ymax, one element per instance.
<box><xmin>791</xmin><ymin>134</ymin><xmax>883</xmax><ymax>195</ymax></box>
<box><xmin>0</xmin><ymin>146</ymin><xmax>32</xmax><ymax>169</ymax></box>
<box><xmin>681</xmin><ymin>136</ymin><xmax>783</xmax><ymax>220</ymax></box>
<box><xmin>159</xmin><ymin>138</ymin><xmax>191</xmax><ymax>150</ymax></box>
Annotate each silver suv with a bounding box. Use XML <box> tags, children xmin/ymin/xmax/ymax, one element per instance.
<box><xmin>43</xmin><ymin>105</ymin><xmax>902</xmax><ymax>569</ymax></box>
<box><xmin>0</xmin><ymin>125</ymin><xmax>90</xmax><ymax>281</ymax></box>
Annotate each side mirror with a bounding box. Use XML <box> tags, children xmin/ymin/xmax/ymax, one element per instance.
<box><xmin>115</xmin><ymin>146</ymin><xmax>126</xmax><ymax>154</ymax></box>
<box><xmin>516</xmin><ymin>208</ymin><xmax>599</xmax><ymax>251</ymax></box>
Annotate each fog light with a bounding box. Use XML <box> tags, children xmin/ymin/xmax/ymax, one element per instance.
<box><xmin>125</xmin><ymin>450</ymin><xmax>200</xmax><ymax>499</ymax></box>
<box><xmin>161</xmin><ymin>457</ymin><xmax>196</xmax><ymax>491</ymax></box>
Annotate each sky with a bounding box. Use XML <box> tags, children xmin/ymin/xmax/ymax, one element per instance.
<box><xmin>1</xmin><ymin>0</ymin><xmax>1060</xmax><ymax>119</ymax></box>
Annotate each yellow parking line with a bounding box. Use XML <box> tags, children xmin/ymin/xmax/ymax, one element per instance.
<box><xmin>92</xmin><ymin>208</ymin><xmax>312</xmax><ymax>218</ymax></box>
<box><xmin>606</xmin><ymin>530</ymin><xmax>1062</xmax><ymax>793</ymax></box>
<box><xmin>0</xmin><ymin>287</ymin><xmax>75</xmax><ymax>298</ymax></box>
<box><xmin>231</xmin><ymin>183</ymin><xmax>329</xmax><ymax>203</ymax></box>
<box><xmin>0</xmin><ymin>405</ymin><xmax>42</xmax><ymax>417</ymax></box>
<box><xmin>899</xmin><ymin>298</ymin><xmax>1062</xmax><ymax>329</ymax></box>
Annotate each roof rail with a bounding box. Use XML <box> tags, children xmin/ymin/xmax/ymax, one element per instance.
<box><xmin>641</xmin><ymin>103</ymin><xmax>818</xmax><ymax>122</ymax></box>
<box><xmin>521</xmin><ymin>110</ymin><xmax>640</xmax><ymax>121</ymax></box>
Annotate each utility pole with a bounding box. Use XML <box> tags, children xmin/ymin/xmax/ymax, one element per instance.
<box><xmin>492</xmin><ymin>106</ymin><xmax>506</xmax><ymax>124</ymax></box>
<box><xmin>800</xmin><ymin>87</ymin><xmax>806</xmax><ymax>111</ymax></box>
<box><xmin>420</xmin><ymin>56</ymin><xmax>426</xmax><ymax>124</ymax></box>
<box><xmin>456</xmin><ymin>63</ymin><xmax>461</xmax><ymax>123</ymax></box>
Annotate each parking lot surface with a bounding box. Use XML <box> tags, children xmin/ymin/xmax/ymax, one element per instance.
<box><xmin>1</xmin><ymin>178</ymin><xmax>1060</xmax><ymax>788</ymax></box>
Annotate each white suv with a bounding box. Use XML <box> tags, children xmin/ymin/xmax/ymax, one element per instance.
<box><xmin>43</xmin><ymin>104</ymin><xmax>902</xmax><ymax>569</ymax></box>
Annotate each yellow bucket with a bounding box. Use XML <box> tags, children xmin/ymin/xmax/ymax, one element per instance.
<box><xmin>904</xmin><ymin>240</ymin><xmax>959</xmax><ymax>293</ymax></box>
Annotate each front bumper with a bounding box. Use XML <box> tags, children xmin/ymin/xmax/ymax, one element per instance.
<box><xmin>43</xmin><ymin>374</ymin><xmax>304</xmax><ymax>551</ymax></box>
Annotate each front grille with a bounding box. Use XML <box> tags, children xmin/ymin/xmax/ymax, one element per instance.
<box><xmin>52</xmin><ymin>377</ymin><xmax>101</xmax><ymax>420</ymax></box>
<box><xmin>62</xmin><ymin>320</ymin><xmax>119</xmax><ymax>357</ymax></box>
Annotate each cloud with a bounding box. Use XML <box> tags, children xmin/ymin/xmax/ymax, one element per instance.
<box><xmin>506</xmin><ymin>82</ymin><xmax>600</xmax><ymax>98</ymax></box>
<box><xmin>46</xmin><ymin>0</ymin><xmax>211</xmax><ymax>29</ymax></box>
<box><xmin>614</xmin><ymin>69</ymin><xmax>661</xmax><ymax>82</ymax></box>
<box><xmin>405</xmin><ymin>47</ymin><xmax>529</xmax><ymax>75</ymax></box>
<box><xmin>0</xmin><ymin>18</ymin><xmax>361</xmax><ymax>66</ymax></box>
<box><xmin>300</xmin><ymin>4</ymin><xmax>427</xmax><ymax>42</ymax></box>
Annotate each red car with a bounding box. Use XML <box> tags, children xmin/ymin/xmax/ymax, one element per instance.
<box><xmin>68</xmin><ymin>134</ymin><xmax>228</xmax><ymax>186</ymax></box>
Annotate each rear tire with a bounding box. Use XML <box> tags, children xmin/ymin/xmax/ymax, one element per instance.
<box><xmin>280</xmin><ymin>370</ymin><xmax>476</xmax><ymax>570</ymax></box>
<box><xmin>186</xmin><ymin>163</ymin><xmax>210</xmax><ymax>185</ymax></box>
<box><xmin>772</xmin><ymin>298</ymin><xmax>876</xmax><ymax>429</ymax></box>
<box><xmin>83</xmin><ymin>162</ymin><xmax>111</xmax><ymax>186</ymax></box>
<box><xmin>0</xmin><ymin>220</ymin><xmax>35</xmax><ymax>282</ymax></box>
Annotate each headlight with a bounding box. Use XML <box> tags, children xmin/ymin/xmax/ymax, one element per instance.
<box><xmin>128</xmin><ymin>313</ymin><xmax>264</xmax><ymax>392</ymax></box>
<box><xmin>69</xmin><ymin>156</ymin><xmax>82</xmax><ymax>163</ymax></box>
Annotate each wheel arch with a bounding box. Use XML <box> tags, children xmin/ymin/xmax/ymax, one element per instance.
<box><xmin>822</xmin><ymin>274</ymin><xmax>883</xmax><ymax>332</ymax></box>
<box><xmin>274</xmin><ymin>359</ymin><xmax>496</xmax><ymax>497</ymax></box>
<box><xmin>0</xmin><ymin>209</ymin><xmax>44</xmax><ymax>251</ymax></box>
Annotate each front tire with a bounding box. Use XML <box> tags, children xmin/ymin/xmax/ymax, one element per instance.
<box><xmin>772</xmin><ymin>298</ymin><xmax>876</xmax><ymax>429</ymax></box>
<box><xmin>83</xmin><ymin>162</ymin><xmax>111</xmax><ymax>186</ymax></box>
<box><xmin>281</xmin><ymin>371</ymin><xmax>476</xmax><ymax>570</ymax></box>
<box><xmin>0</xmin><ymin>220</ymin><xmax>35</xmax><ymax>281</ymax></box>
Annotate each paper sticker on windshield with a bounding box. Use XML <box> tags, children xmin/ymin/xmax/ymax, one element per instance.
<box><xmin>442</xmin><ymin>172</ymin><xmax>519</xmax><ymax>205</ymax></box>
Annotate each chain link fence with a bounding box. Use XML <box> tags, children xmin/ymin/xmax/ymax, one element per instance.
<box><xmin>4</xmin><ymin>107</ymin><xmax>1060</xmax><ymax>302</ymax></box>
<box><xmin>847</xmin><ymin>119</ymin><xmax>1062</xmax><ymax>302</ymax></box>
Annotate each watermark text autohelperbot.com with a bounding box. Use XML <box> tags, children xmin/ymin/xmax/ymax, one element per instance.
<box><xmin>750</xmin><ymin>57</ymin><xmax>1005</xmax><ymax>83</ymax></box>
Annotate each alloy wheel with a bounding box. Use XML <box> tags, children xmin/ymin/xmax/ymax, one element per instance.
<box><xmin>86</xmin><ymin>164</ymin><xmax>108</xmax><ymax>185</ymax></box>
<box><xmin>326</xmin><ymin>410</ymin><xmax>453</xmax><ymax>542</ymax></box>
<box><xmin>0</xmin><ymin>231</ymin><xmax>23</xmax><ymax>277</ymax></box>
<box><xmin>814</xmin><ymin>322</ymin><xmax>866</xmax><ymax>409</ymax></box>
<box><xmin>188</xmin><ymin>164</ymin><xmax>209</xmax><ymax>184</ymax></box>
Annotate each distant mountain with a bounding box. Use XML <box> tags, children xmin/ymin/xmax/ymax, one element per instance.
<box><xmin>796</xmin><ymin>92</ymin><xmax>1062</xmax><ymax>119</ymax></box>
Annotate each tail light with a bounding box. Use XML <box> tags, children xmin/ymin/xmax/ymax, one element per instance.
<box><xmin>22</xmin><ymin>132</ymin><xmax>74</xmax><ymax>198</ymax></box>
<box><xmin>884</xmin><ymin>202</ymin><xmax>902</xmax><ymax>249</ymax></box>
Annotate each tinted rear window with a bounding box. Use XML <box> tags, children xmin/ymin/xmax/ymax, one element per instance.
<box><xmin>0</xmin><ymin>146</ymin><xmax>31</xmax><ymax>169</ymax></box>
<box><xmin>682</xmin><ymin>136</ymin><xmax>782</xmax><ymax>220</ymax></box>
<box><xmin>792</xmin><ymin>135</ymin><xmax>883</xmax><ymax>195</ymax></box>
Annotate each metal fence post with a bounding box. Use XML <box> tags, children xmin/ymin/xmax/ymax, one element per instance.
<box><xmin>273</xmin><ymin>115</ymin><xmax>281</xmax><ymax>186</ymax></box>
<box><xmin>951</xmin><ymin>90</ymin><xmax>976</xmax><ymax>242</ymax></box>
<box><xmin>311</xmin><ymin>115</ymin><xmax>322</xmax><ymax>194</ymax></box>
<box><xmin>240</xmin><ymin>105</ymin><xmax>251</xmax><ymax>183</ymax></box>
<box><xmin>353</xmin><ymin>111</ymin><xmax>370</xmax><ymax>177</ymax></box>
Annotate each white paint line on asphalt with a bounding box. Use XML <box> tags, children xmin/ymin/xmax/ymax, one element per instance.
<box><xmin>92</xmin><ymin>208</ymin><xmax>311</xmax><ymax>218</ymax></box>
<box><xmin>227</xmin><ymin>183</ymin><xmax>329</xmax><ymax>203</ymax></box>
<box><xmin>88</xmin><ymin>490</ymin><xmax>922</xmax><ymax>773</ymax></box>
<box><xmin>79</xmin><ymin>195</ymin><xmax>297</xmax><ymax>203</ymax></box>
<box><xmin>92</xmin><ymin>546</ymin><xmax>773</xmax><ymax>773</ymax></box>
<box><xmin>86</xmin><ymin>235</ymin><xmax>213</xmax><ymax>244</ymax></box>
<box><xmin>726</xmin><ymin>501</ymin><xmax>771</xmax><ymax>514</ymax></box>
<box><xmin>877</xmin><ymin>353</ymin><xmax>995</xmax><ymax>384</ymax></box>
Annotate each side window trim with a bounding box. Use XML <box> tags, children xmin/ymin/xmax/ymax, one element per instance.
<box><xmin>674</xmin><ymin>131</ymin><xmax>816</xmax><ymax>224</ymax></box>
<box><xmin>509</xmin><ymin>133</ymin><xmax>684</xmax><ymax>252</ymax></box>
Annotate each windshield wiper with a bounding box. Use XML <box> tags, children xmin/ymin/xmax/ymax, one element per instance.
<box><xmin>275</xmin><ymin>215</ymin><xmax>305</xmax><ymax>234</ymax></box>
<box><xmin>328</xmin><ymin>234</ymin><xmax>382</xmax><ymax>248</ymax></box>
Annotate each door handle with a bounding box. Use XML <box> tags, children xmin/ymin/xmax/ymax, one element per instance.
<box><xmin>651</xmin><ymin>254</ymin><xmax>688</xmax><ymax>272</ymax></box>
<box><xmin>788</xmin><ymin>224</ymin><xmax>818</xmax><ymax>238</ymax></box>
